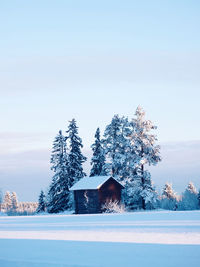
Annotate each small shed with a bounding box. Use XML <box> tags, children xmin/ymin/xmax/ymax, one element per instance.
<box><xmin>70</xmin><ymin>176</ymin><xmax>124</xmax><ymax>214</ymax></box>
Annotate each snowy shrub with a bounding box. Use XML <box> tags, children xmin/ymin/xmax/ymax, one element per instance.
<box><xmin>1</xmin><ymin>201</ymin><xmax>38</xmax><ymax>216</ymax></box>
<box><xmin>17</xmin><ymin>202</ymin><xmax>38</xmax><ymax>215</ymax></box>
<box><xmin>102</xmin><ymin>200</ymin><xmax>126</xmax><ymax>213</ymax></box>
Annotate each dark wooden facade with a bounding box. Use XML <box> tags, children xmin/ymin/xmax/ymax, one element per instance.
<box><xmin>73</xmin><ymin>177</ymin><xmax>123</xmax><ymax>214</ymax></box>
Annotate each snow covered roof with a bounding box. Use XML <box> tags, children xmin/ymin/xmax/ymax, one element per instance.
<box><xmin>69</xmin><ymin>176</ymin><xmax>123</xmax><ymax>191</ymax></box>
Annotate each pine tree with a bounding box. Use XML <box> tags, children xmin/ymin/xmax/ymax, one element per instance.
<box><xmin>180</xmin><ymin>182</ymin><xmax>198</xmax><ymax>210</ymax></box>
<box><xmin>11</xmin><ymin>192</ymin><xmax>18</xmax><ymax>213</ymax></box>
<box><xmin>129</xmin><ymin>106</ymin><xmax>161</xmax><ymax>210</ymax></box>
<box><xmin>66</xmin><ymin>119</ymin><xmax>87</xmax><ymax>186</ymax></box>
<box><xmin>90</xmin><ymin>128</ymin><xmax>107</xmax><ymax>177</ymax></box>
<box><xmin>4</xmin><ymin>191</ymin><xmax>12</xmax><ymax>213</ymax></box>
<box><xmin>48</xmin><ymin>130</ymin><xmax>70</xmax><ymax>213</ymax></box>
<box><xmin>161</xmin><ymin>183</ymin><xmax>177</xmax><ymax>210</ymax></box>
<box><xmin>37</xmin><ymin>190</ymin><xmax>46</xmax><ymax>213</ymax></box>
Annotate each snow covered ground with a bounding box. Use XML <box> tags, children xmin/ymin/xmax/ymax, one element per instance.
<box><xmin>0</xmin><ymin>210</ymin><xmax>200</xmax><ymax>266</ymax></box>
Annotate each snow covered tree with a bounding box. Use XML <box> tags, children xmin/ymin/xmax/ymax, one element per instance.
<box><xmin>11</xmin><ymin>192</ymin><xmax>18</xmax><ymax>213</ymax></box>
<box><xmin>162</xmin><ymin>182</ymin><xmax>176</xmax><ymax>199</ymax></box>
<box><xmin>48</xmin><ymin>130</ymin><xmax>70</xmax><ymax>213</ymax></box>
<box><xmin>124</xmin><ymin>178</ymin><xmax>143</xmax><ymax>210</ymax></box>
<box><xmin>161</xmin><ymin>183</ymin><xmax>177</xmax><ymax>210</ymax></box>
<box><xmin>129</xmin><ymin>106</ymin><xmax>161</xmax><ymax>210</ymax></box>
<box><xmin>4</xmin><ymin>191</ymin><xmax>12</xmax><ymax>213</ymax></box>
<box><xmin>103</xmin><ymin>115</ymin><xmax>131</xmax><ymax>179</ymax></box>
<box><xmin>103</xmin><ymin>115</ymin><xmax>138</xmax><ymax>208</ymax></box>
<box><xmin>0</xmin><ymin>189</ymin><xmax>2</xmax><ymax>203</ymax></box>
<box><xmin>37</xmin><ymin>190</ymin><xmax>46</xmax><ymax>213</ymax></box>
<box><xmin>198</xmin><ymin>189</ymin><xmax>200</xmax><ymax>209</ymax></box>
<box><xmin>140</xmin><ymin>171</ymin><xmax>159</xmax><ymax>209</ymax></box>
<box><xmin>90</xmin><ymin>127</ymin><xmax>107</xmax><ymax>177</ymax></box>
<box><xmin>179</xmin><ymin>182</ymin><xmax>198</xmax><ymax>210</ymax></box>
<box><xmin>103</xmin><ymin>108</ymin><xmax>160</xmax><ymax>210</ymax></box>
<box><xmin>0</xmin><ymin>189</ymin><xmax>2</xmax><ymax>212</ymax></box>
<box><xmin>66</xmin><ymin>119</ymin><xmax>87</xmax><ymax>186</ymax></box>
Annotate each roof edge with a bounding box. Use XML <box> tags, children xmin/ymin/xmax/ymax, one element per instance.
<box><xmin>69</xmin><ymin>176</ymin><xmax>124</xmax><ymax>191</ymax></box>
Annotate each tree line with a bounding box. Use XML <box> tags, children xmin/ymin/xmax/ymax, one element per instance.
<box><xmin>40</xmin><ymin>106</ymin><xmax>160</xmax><ymax>213</ymax></box>
<box><xmin>1</xmin><ymin>106</ymin><xmax>199</xmax><ymax>215</ymax></box>
<box><xmin>0</xmin><ymin>190</ymin><xmax>38</xmax><ymax>215</ymax></box>
<box><xmin>34</xmin><ymin>106</ymin><xmax>199</xmax><ymax>214</ymax></box>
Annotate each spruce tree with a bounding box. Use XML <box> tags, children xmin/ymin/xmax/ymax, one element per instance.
<box><xmin>37</xmin><ymin>190</ymin><xmax>46</xmax><ymax>213</ymax></box>
<box><xmin>90</xmin><ymin>127</ymin><xmax>107</xmax><ymax>177</ymax></box>
<box><xmin>129</xmin><ymin>106</ymin><xmax>161</xmax><ymax>210</ymax></box>
<box><xmin>48</xmin><ymin>130</ymin><xmax>70</xmax><ymax>213</ymax></box>
<box><xmin>66</xmin><ymin>119</ymin><xmax>87</xmax><ymax>186</ymax></box>
<box><xmin>103</xmin><ymin>115</ymin><xmax>130</xmax><ymax>179</ymax></box>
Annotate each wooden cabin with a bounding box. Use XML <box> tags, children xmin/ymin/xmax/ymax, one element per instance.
<box><xmin>70</xmin><ymin>176</ymin><xmax>124</xmax><ymax>214</ymax></box>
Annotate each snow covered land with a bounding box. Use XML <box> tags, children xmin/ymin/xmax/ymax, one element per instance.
<box><xmin>0</xmin><ymin>210</ymin><xmax>200</xmax><ymax>266</ymax></box>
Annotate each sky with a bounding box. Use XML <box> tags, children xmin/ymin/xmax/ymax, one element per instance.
<box><xmin>0</xmin><ymin>1</ymin><xmax>200</xmax><ymax>201</ymax></box>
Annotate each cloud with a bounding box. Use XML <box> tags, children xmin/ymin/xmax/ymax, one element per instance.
<box><xmin>0</xmin><ymin>52</ymin><xmax>199</xmax><ymax>95</ymax></box>
<box><xmin>150</xmin><ymin>140</ymin><xmax>200</xmax><ymax>193</ymax></box>
<box><xmin>0</xmin><ymin>132</ymin><xmax>53</xmax><ymax>154</ymax></box>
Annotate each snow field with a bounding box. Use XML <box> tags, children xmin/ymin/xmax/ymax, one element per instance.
<box><xmin>0</xmin><ymin>210</ymin><xmax>200</xmax><ymax>266</ymax></box>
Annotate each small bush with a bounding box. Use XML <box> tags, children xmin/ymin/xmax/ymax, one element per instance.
<box><xmin>102</xmin><ymin>200</ymin><xmax>126</xmax><ymax>213</ymax></box>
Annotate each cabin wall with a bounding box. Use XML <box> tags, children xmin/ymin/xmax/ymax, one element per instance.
<box><xmin>74</xmin><ymin>190</ymin><xmax>100</xmax><ymax>214</ymax></box>
<box><xmin>99</xmin><ymin>178</ymin><xmax>122</xmax><ymax>206</ymax></box>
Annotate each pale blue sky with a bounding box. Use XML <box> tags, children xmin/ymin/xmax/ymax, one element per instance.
<box><xmin>0</xmin><ymin>1</ymin><xmax>200</xmax><ymax>200</ymax></box>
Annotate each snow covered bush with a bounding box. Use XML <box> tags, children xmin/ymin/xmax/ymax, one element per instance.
<box><xmin>17</xmin><ymin>202</ymin><xmax>38</xmax><ymax>215</ymax></box>
<box><xmin>102</xmin><ymin>200</ymin><xmax>126</xmax><ymax>213</ymax></box>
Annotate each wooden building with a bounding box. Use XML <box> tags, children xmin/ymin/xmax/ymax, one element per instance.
<box><xmin>70</xmin><ymin>176</ymin><xmax>124</xmax><ymax>214</ymax></box>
